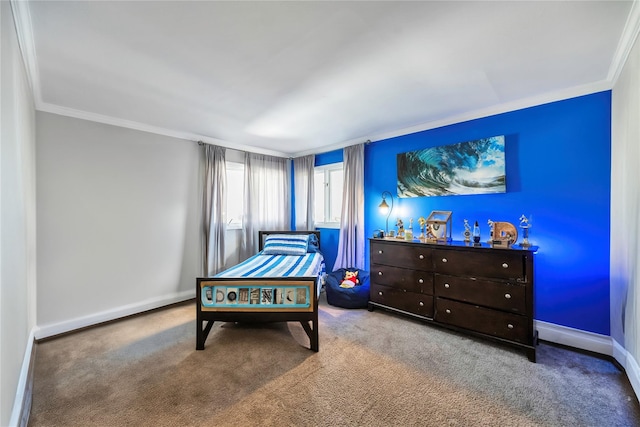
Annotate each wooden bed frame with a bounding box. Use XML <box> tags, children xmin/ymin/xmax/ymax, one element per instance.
<box><xmin>196</xmin><ymin>230</ymin><xmax>321</xmax><ymax>351</ymax></box>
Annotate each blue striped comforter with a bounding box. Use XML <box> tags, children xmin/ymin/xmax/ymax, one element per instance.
<box><xmin>215</xmin><ymin>252</ymin><xmax>324</xmax><ymax>278</ymax></box>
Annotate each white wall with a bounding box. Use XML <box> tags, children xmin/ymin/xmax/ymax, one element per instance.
<box><xmin>1</xmin><ymin>1</ymin><xmax>38</xmax><ymax>425</ymax></box>
<box><xmin>611</xmin><ymin>25</ymin><xmax>640</xmax><ymax>398</ymax></box>
<box><xmin>36</xmin><ymin>112</ymin><xmax>201</xmax><ymax>336</ymax></box>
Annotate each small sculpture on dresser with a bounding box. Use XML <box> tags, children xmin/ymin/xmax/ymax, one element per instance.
<box><xmin>463</xmin><ymin>219</ymin><xmax>471</xmax><ymax>242</ymax></box>
<box><xmin>519</xmin><ymin>214</ymin><xmax>532</xmax><ymax>248</ymax></box>
<box><xmin>396</xmin><ymin>218</ymin><xmax>405</xmax><ymax>239</ymax></box>
<box><xmin>418</xmin><ymin>216</ymin><xmax>427</xmax><ymax>241</ymax></box>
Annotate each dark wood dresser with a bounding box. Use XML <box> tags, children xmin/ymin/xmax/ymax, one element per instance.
<box><xmin>369</xmin><ymin>238</ymin><xmax>538</xmax><ymax>361</ymax></box>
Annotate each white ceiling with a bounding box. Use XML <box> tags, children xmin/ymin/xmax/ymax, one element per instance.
<box><xmin>13</xmin><ymin>1</ymin><xmax>639</xmax><ymax>157</ymax></box>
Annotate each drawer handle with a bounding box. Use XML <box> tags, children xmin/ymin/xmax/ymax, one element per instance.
<box><xmin>442</xmin><ymin>258</ymin><xmax>448</xmax><ymax>263</ymax></box>
<box><xmin>378</xmin><ymin>271</ymin><xmax>383</xmax><ymax>276</ymax></box>
<box><xmin>507</xmin><ymin>324</ymin><xmax>514</xmax><ymax>329</ymax></box>
<box><xmin>378</xmin><ymin>250</ymin><xmax>383</xmax><ymax>254</ymax></box>
<box><xmin>444</xmin><ymin>283</ymin><xmax>450</xmax><ymax>288</ymax></box>
<box><xmin>445</xmin><ymin>309</ymin><xmax>451</xmax><ymax>314</ymax></box>
<box><xmin>504</xmin><ymin>293</ymin><xmax>511</xmax><ymax>299</ymax></box>
<box><xmin>419</xmin><ymin>301</ymin><xmax>424</xmax><ymax>307</ymax></box>
<box><xmin>419</xmin><ymin>254</ymin><xmax>425</xmax><ymax>260</ymax></box>
<box><xmin>502</xmin><ymin>263</ymin><xmax>509</xmax><ymax>268</ymax></box>
<box><xmin>418</xmin><ymin>278</ymin><xmax>424</xmax><ymax>284</ymax></box>
<box><xmin>378</xmin><ymin>291</ymin><xmax>383</xmax><ymax>296</ymax></box>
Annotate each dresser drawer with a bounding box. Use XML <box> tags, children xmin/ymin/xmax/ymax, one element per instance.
<box><xmin>370</xmin><ymin>284</ymin><xmax>433</xmax><ymax>318</ymax></box>
<box><xmin>371</xmin><ymin>240</ymin><xmax>432</xmax><ymax>271</ymax></box>
<box><xmin>433</xmin><ymin>249</ymin><xmax>526</xmax><ymax>281</ymax></box>
<box><xmin>434</xmin><ymin>274</ymin><xmax>526</xmax><ymax>313</ymax></box>
<box><xmin>371</xmin><ymin>264</ymin><xmax>433</xmax><ymax>294</ymax></box>
<box><xmin>435</xmin><ymin>298</ymin><xmax>529</xmax><ymax>344</ymax></box>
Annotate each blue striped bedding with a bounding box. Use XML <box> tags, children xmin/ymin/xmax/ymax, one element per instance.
<box><xmin>215</xmin><ymin>251</ymin><xmax>324</xmax><ymax>278</ymax></box>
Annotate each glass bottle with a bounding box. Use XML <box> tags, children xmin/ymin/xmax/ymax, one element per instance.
<box><xmin>473</xmin><ymin>221</ymin><xmax>481</xmax><ymax>243</ymax></box>
<box><xmin>406</xmin><ymin>218</ymin><xmax>414</xmax><ymax>241</ymax></box>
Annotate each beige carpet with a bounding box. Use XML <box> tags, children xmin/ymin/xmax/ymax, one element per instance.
<box><xmin>29</xmin><ymin>294</ymin><xmax>640</xmax><ymax>426</ymax></box>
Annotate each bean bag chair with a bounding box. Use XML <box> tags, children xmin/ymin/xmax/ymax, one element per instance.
<box><xmin>325</xmin><ymin>268</ymin><xmax>370</xmax><ymax>309</ymax></box>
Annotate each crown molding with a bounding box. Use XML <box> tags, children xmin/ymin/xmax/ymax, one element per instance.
<box><xmin>10</xmin><ymin>0</ymin><xmax>41</xmax><ymax>105</ymax></box>
<box><xmin>290</xmin><ymin>79</ymin><xmax>613</xmax><ymax>158</ymax></box>
<box><xmin>13</xmin><ymin>0</ymin><xmax>626</xmax><ymax>159</ymax></box>
<box><xmin>38</xmin><ymin>102</ymin><xmax>290</xmax><ymax>158</ymax></box>
<box><xmin>608</xmin><ymin>0</ymin><xmax>640</xmax><ymax>84</ymax></box>
<box><xmin>11</xmin><ymin>1</ymin><xmax>289</xmax><ymax>158</ymax></box>
<box><xmin>39</xmin><ymin>78</ymin><xmax>614</xmax><ymax>160</ymax></box>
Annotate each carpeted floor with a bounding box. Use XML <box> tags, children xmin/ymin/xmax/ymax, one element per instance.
<box><xmin>29</xmin><ymin>293</ymin><xmax>640</xmax><ymax>426</ymax></box>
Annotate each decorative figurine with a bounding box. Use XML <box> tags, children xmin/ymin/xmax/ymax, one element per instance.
<box><xmin>396</xmin><ymin>218</ymin><xmax>405</xmax><ymax>239</ymax></box>
<box><xmin>492</xmin><ymin>221</ymin><xmax>518</xmax><ymax>247</ymax></box>
<box><xmin>463</xmin><ymin>219</ymin><xmax>471</xmax><ymax>242</ymax></box>
<box><xmin>418</xmin><ymin>216</ymin><xmax>427</xmax><ymax>240</ymax></box>
<box><xmin>519</xmin><ymin>214</ymin><xmax>532</xmax><ymax>248</ymax></box>
<box><xmin>425</xmin><ymin>210</ymin><xmax>452</xmax><ymax>243</ymax></box>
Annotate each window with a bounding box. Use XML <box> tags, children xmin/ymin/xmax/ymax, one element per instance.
<box><xmin>226</xmin><ymin>161</ymin><xmax>244</xmax><ymax>229</ymax></box>
<box><xmin>314</xmin><ymin>163</ymin><xmax>343</xmax><ymax>228</ymax></box>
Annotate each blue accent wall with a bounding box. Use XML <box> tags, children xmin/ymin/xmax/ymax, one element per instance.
<box><xmin>364</xmin><ymin>91</ymin><xmax>611</xmax><ymax>335</ymax></box>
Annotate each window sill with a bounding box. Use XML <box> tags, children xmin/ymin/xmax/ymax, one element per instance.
<box><xmin>314</xmin><ymin>222</ymin><xmax>340</xmax><ymax>229</ymax></box>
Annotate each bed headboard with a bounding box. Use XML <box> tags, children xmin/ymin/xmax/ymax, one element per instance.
<box><xmin>258</xmin><ymin>230</ymin><xmax>321</xmax><ymax>252</ymax></box>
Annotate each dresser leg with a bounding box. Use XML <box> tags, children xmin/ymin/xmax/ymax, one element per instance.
<box><xmin>367</xmin><ymin>302</ymin><xmax>374</xmax><ymax>312</ymax></box>
<box><xmin>527</xmin><ymin>348</ymin><xmax>536</xmax><ymax>363</ymax></box>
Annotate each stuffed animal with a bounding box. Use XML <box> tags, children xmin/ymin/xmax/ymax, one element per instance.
<box><xmin>340</xmin><ymin>270</ymin><xmax>359</xmax><ymax>288</ymax></box>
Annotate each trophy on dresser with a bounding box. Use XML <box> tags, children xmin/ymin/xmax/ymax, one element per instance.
<box><xmin>418</xmin><ymin>217</ymin><xmax>427</xmax><ymax>241</ymax></box>
<box><xmin>396</xmin><ymin>218</ymin><xmax>405</xmax><ymax>239</ymax></box>
<box><xmin>519</xmin><ymin>214</ymin><xmax>532</xmax><ymax>248</ymax></box>
<box><xmin>463</xmin><ymin>219</ymin><xmax>471</xmax><ymax>243</ymax></box>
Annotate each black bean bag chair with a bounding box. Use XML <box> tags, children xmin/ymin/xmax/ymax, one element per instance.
<box><xmin>325</xmin><ymin>268</ymin><xmax>370</xmax><ymax>309</ymax></box>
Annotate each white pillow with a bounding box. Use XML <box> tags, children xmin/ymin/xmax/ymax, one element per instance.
<box><xmin>262</xmin><ymin>234</ymin><xmax>309</xmax><ymax>256</ymax></box>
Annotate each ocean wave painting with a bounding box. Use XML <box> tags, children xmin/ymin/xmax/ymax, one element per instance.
<box><xmin>397</xmin><ymin>136</ymin><xmax>506</xmax><ymax>197</ymax></box>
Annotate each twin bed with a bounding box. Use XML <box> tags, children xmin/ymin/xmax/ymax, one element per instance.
<box><xmin>196</xmin><ymin>230</ymin><xmax>324</xmax><ymax>351</ymax></box>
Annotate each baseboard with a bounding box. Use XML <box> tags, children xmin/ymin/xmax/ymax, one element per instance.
<box><xmin>534</xmin><ymin>320</ymin><xmax>613</xmax><ymax>356</ymax></box>
<box><xmin>9</xmin><ymin>327</ymin><xmax>36</xmax><ymax>427</ymax></box>
<box><xmin>613</xmin><ymin>339</ymin><xmax>640</xmax><ymax>401</ymax></box>
<box><xmin>34</xmin><ymin>290</ymin><xmax>194</xmax><ymax>340</ymax></box>
<box><xmin>533</xmin><ymin>321</ymin><xmax>640</xmax><ymax>402</ymax></box>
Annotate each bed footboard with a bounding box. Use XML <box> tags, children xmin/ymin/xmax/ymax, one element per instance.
<box><xmin>196</xmin><ymin>277</ymin><xmax>319</xmax><ymax>351</ymax></box>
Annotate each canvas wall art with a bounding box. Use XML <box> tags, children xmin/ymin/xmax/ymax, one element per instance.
<box><xmin>397</xmin><ymin>135</ymin><xmax>506</xmax><ymax>197</ymax></box>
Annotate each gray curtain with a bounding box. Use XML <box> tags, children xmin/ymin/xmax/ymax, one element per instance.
<box><xmin>241</xmin><ymin>152</ymin><xmax>291</xmax><ymax>259</ymax></box>
<box><xmin>333</xmin><ymin>143</ymin><xmax>365</xmax><ymax>270</ymax></box>
<box><xmin>293</xmin><ymin>154</ymin><xmax>315</xmax><ymax>230</ymax></box>
<box><xmin>202</xmin><ymin>144</ymin><xmax>226</xmax><ymax>276</ymax></box>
